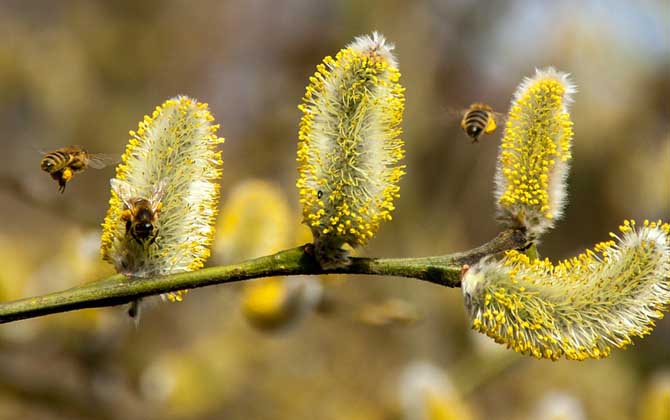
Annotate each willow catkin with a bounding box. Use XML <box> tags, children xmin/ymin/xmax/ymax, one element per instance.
<box><xmin>101</xmin><ymin>96</ymin><xmax>223</xmax><ymax>311</ymax></box>
<box><xmin>462</xmin><ymin>220</ymin><xmax>670</xmax><ymax>360</ymax></box>
<box><xmin>494</xmin><ymin>67</ymin><xmax>575</xmax><ymax>237</ymax></box>
<box><xmin>296</xmin><ymin>32</ymin><xmax>405</xmax><ymax>268</ymax></box>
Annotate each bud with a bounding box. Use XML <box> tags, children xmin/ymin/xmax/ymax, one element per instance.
<box><xmin>494</xmin><ymin>67</ymin><xmax>575</xmax><ymax>237</ymax></box>
<box><xmin>462</xmin><ymin>220</ymin><xmax>670</xmax><ymax>360</ymax></box>
<box><xmin>241</xmin><ymin>276</ymin><xmax>323</xmax><ymax>332</ymax></box>
<box><xmin>296</xmin><ymin>32</ymin><xmax>405</xmax><ymax>268</ymax></box>
<box><xmin>101</xmin><ymin>96</ymin><xmax>224</xmax><ymax>307</ymax></box>
<box><xmin>399</xmin><ymin>361</ymin><xmax>474</xmax><ymax>420</ymax></box>
<box><xmin>214</xmin><ymin>179</ymin><xmax>292</xmax><ymax>263</ymax></box>
<box><xmin>533</xmin><ymin>392</ymin><xmax>586</xmax><ymax>420</ymax></box>
<box><xmin>639</xmin><ymin>371</ymin><xmax>670</xmax><ymax>420</ymax></box>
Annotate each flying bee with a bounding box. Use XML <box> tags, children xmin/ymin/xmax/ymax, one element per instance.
<box><xmin>110</xmin><ymin>179</ymin><xmax>164</xmax><ymax>246</ymax></box>
<box><xmin>40</xmin><ymin>145</ymin><xmax>117</xmax><ymax>193</ymax></box>
<box><xmin>459</xmin><ymin>103</ymin><xmax>504</xmax><ymax>143</ymax></box>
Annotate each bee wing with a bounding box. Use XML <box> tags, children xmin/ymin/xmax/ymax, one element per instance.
<box><xmin>110</xmin><ymin>178</ymin><xmax>136</xmax><ymax>208</ymax></box>
<box><xmin>87</xmin><ymin>153</ymin><xmax>120</xmax><ymax>169</ymax></box>
<box><xmin>33</xmin><ymin>145</ymin><xmax>62</xmax><ymax>157</ymax></box>
<box><xmin>491</xmin><ymin>110</ymin><xmax>507</xmax><ymax>124</ymax></box>
<box><xmin>444</xmin><ymin>107</ymin><xmax>466</xmax><ymax>120</ymax></box>
<box><xmin>148</xmin><ymin>179</ymin><xmax>167</xmax><ymax>211</ymax></box>
<box><xmin>440</xmin><ymin>107</ymin><xmax>469</xmax><ymax>130</ymax></box>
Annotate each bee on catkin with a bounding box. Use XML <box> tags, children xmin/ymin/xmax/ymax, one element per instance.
<box><xmin>101</xmin><ymin>96</ymin><xmax>224</xmax><ymax>317</ymax></box>
<box><xmin>111</xmin><ymin>179</ymin><xmax>164</xmax><ymax>247</ymax></box>
<box><xmin>296</xmin><ymin>32</ymin><xmax>405</xmax><ymax>269</ymax></box>
<box><xmin>40</xmin><ymin>145</ymin><xmax>116</xmax><ymax>193</ymax></box>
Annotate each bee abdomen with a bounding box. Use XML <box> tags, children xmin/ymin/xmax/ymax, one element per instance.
<box><xmin>464</xmin><ymin>110</ymin><xmax>490</xmax><ymax>128</ymax></box>
<box><xmin>41</xmin><ymin>151</ymin><xmax>70</xmax><ymax>172</ymax></box>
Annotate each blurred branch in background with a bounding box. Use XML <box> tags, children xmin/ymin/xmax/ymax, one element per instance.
<box><xmin>0</xmin><ymin>351</ymin><xmax>133</xmax><ymax>420</ymax></box>
<box><xmin>0</xmin><ymin>228</ymin><xmax>526</xmax><ymax>324</ymax></box>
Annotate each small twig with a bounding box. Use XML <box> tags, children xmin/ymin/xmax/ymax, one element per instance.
<box><xmin>0</xmin><ymin>229</ymin><xmax>526</xmax><ymax>324</ymax></box>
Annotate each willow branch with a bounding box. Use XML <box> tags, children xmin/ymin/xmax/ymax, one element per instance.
<box><xmin>0</xmin><ymin>229</ymin><xmax>526</xmax><ymax>324</ymax></box>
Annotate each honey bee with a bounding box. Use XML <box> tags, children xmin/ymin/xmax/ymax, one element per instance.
<box><xmin>40</xmin><ymin>145</ymin><xmax>117</xmax><ymax>193</ymax></box>
<box><xmin>111</xmin><ymin>179</ymin><xmax>164</xmax><ymax>246</ymax></box>
<box><xmin>459</xmin><ymin>103</ymin><xmax>503</xmax><ymax>143</ymax></box>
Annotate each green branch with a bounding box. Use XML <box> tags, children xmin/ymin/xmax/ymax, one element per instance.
<box><xmin>0</xmin><ymin>229</ymin><xmax>526</xmax><ymax>324</ymax></box>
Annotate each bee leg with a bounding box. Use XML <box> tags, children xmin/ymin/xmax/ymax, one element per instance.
<box><xmin>61</xmin><ymin>167</ymin><xmax>73</xmax><ymax>181</ymax></box>
<box><xmin>124</xmin><ymin>218</ymin><xmax>132</xmax><ymax>233</ymax></box>
<box><xmin>149</xmin><ymin>229</ymin><xmax>159</xmax><ymax>246</ymax></box>
<box><xmin>517</xmin><ymin>241</ymin><xmax>535</xmax><ymax>251</ymax></box>
<box><xmin>51</xmin><ymin>171</ymin><xmax>65</xmax><ymax>193</ymax></box>
<box><xmin>131</xmin><ymin>230</ymin><xmax>142</xmax><ymax>246</ymax></box>
<box><xmin>58</xmin><ymin>168</ymin><xmax>73</xmax><ymax>193</ymax></box>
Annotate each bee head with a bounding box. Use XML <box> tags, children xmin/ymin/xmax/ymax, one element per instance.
<box><xmin>135</xmin><ymin>205</ymin><xmax>154</xmax><ymax>221</ymax></box>
<box><xmin>134</xmin><ymin>221</ymin><xmax>154</xmax><ymax>235</ymax></box>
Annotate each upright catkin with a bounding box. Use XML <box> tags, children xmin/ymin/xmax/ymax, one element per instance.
<box><xmin>296</xmin><ymin>32</ymin><xmax>405</xmax><ymax>268</ymax></box>
<box><xmin>101</xmin><ymin>96</ymin><xmax>224</xmax><ymax>311</ymax></box>
<box><xmin>494</xmin><ymin>67</ymin><xmax>575</xmax><ymax>237</ymax></box>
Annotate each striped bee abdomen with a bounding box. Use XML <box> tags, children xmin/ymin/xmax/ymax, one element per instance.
<box><xmin>460</xmin><ymin>103</ymin><xmax>496</xmax><ymax>143</ymax></box>
<box><xmin>464</xmin><ymin>110</ymin><xmax>489</xmax><ymax>130</ymax></box>
<box><xmin>40</xmin><ymin>150</ymin><xmax>72</xmax><ymax>173</ymax></box>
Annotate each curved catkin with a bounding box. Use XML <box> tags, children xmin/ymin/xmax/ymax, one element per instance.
<box><xmin>494</xmin><ymin>67</ymin><xmax>575</xmax><ymax>237</ymax></box>
<box><xmin>462</xmin><ymin>220</ymin><xmax>670</xmax><ymax>361</ymax></box>
<box><xmin>101</xmin><ymin>96</ymin><xmax>224</xmax><ymax>303</ymax></box>
<box><xmin>296</xmin><ymin>32</ymin><xmax>405</xmax><ymax>268</ymax></box>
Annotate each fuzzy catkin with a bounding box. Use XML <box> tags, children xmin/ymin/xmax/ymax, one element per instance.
<box><xmin>494</xmin><ymin>67</ymin><xmax>575</xmax><ymax>237</ymax></box>
<box><xmin>101</xmin><ymin>96</ymin><xmax>224</xmax><ymax>303</ymax></box>
<box><xmin>215</xmin><ymin>179</ymin><xmax>291</xmax><ymax>263</ymax></box>
<box><xmin>296</xmin><ymin>32</ymin><xmax>405</xmax><ymax>268</ymax></box>
<box><xmin>462</xmin><ymin>220</ymin><xmax>670</xmax><ymax>360</ymax></box>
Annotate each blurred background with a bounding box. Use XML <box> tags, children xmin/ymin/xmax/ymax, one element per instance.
<box><xmin>0</xmin><ymin>0</ymin><xmax>668</xmax><ymax>419</ymax></box>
